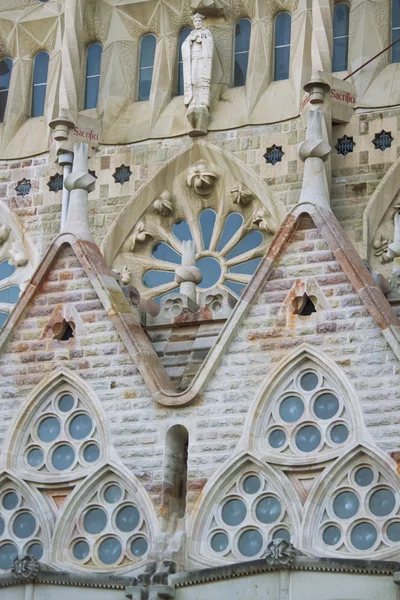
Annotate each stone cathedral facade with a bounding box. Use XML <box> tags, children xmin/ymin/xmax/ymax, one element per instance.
<box><xmin>1</xmin><ymin>0</ymin><xmax>400</xmax><ymax>598</ymax></box>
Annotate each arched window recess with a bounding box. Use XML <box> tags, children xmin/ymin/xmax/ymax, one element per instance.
<box><xmin>31</xmin><ymin>51</ymin><xmax>49</xmax><ymax>117</ymax></box>
<box><xmin>393</xmin><ymin>0</ymin><xmax>400</xmax><ymax>63</ymax></box>
<box><xmin>138</xmin><ymin>34</ymin><xmax>156</xmax><ymax>101</ymax></box>
<box><xmin>332</xmin><ymin>3</ymin><xmax>350</xmax><ymax>71</ymax></box>
<box><xmin>84</xmin><ymin>43</ymin><xmax>102</xmax><ymax>110</ymax></box>
<box><xmin>0</xmin><ymin>57</ymin><xmax>13</xmax><ymax>123</ymax></box>
<box><xmin>233</xmin><ymin>18</ymin><xmax>251</xmax><ymax>87</ymax></box>
<box><xmin>274</xmin><ymin>12</ymin><xmax>291</xmax><ymax>81</ymax></box>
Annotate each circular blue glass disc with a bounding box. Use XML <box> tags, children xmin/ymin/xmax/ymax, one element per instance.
<box><xmin>256</xmin><ymin>496</ymin><xmax>281</xmax><ymax>524</ymax></box>
<box><xmin>116</xmin><ymin>505</ymin><xmax>140</xmax><ymax>532</ymax></box>
<box><xmin>355</xmin><ymin>467</ymin><xmax>374</xmax><ymax>487</ymax></box>
<box><xmin>2</xmin><ymin>492</ymin><xmax>18</xmax><ymax>510</ymax></box>
<box><xmin>27</xmin><ymin>448</ymin><xmax>44</xmax><ymax>467</ymax></box>
<box><xmin>243</xmin><ymin>475</ymin><xmax>261</xmax><ymax>494</ymax></box>
<box><xmin>295</xmin><ymin>425</ymin><xmax>321</xmax><ymax>452</ymax></box>
<box><xmin>104</xmin><ymin>485</ymin><xmax>122</xmax><ymax>504</ymax></box>
<box><xmin>273</xmin><ymin>528</ymin><xmax>291</xmax><ymax>542</ymax></box>
<box><xmin>83</xmin><ymin>444</ymin><xmax>100</xmax><ymax>463</ymax></box>
<box><xmin>323</xmin><ymin>525</ymin><xmax>341</xmax><ymax>545</ymax></box>
<box><xmin>314</xmin><ymin>393</ymin><xmax>339</xmax><ymax>420</ymax></box>
<box><xmin>12</xmin><ymin>512</ymin><xmax>36</xmax><ymax>539</ymax></box>
<box><xmin>369</xmin><ymin>489</ymin><xmax>396</xmax><ymax>517</ymax></box>
<box><xmin>58</xmin><ymin>394</ymin><xmax>74</xmax><ymax>412</ymax></box>
<box><xmin>279</xmin><ymin>396</ymin><xmax>304</xmax><ymax>423</ymax></box>
<box><xmin>221</xmin><ymin>499</ymin><xmax>246</xmax><ymax>526</ymax></box>
<box><xmin>333</xmin><ymin>491</ymin><xmax>359</xmax><ymax>519</ymax></box>
<box><xmin>69</xmin><ymin>414</ymin><xmax>93</xmax><ymax>440</ymax></box>
<box><xmin>73</xmin><ymin>540</ymin><xmax>90</xmax><ymax>560</ymax></box>
<box><xmin>0</xmin><ymin>543</ymin><xmax>18</xmax><ymax>570</ymax></box>
<box><xmin>268</xmin><ymin>429</ymin><xmax>286</xmax><ymax>449</ymax></box>
<box><xmin>26</xmin><ymin>543</ymin><xmax>43</xmax><ymax>560</ymax></box>
<box><xmin>351</xmin><ymin>522</ymin><xmax>377</xmax><ymax>550</ymax></box>
<box><xmin>131</xmin><ymin>537</ymin><xmax>148</xmax><ymax>556</ymax></box>
<box><xmin>52</xmin><ymin>444</ymin><xmax>75</xmax><ymax>470</ymax></box>
<box><xmin>238</xmin><ymin>529</ymin><xmax>263</xmax><ymax>557</ymax></box>
<box><xmin>38</xmin><ymin>417</ymin><xmax>60</xmax><ymax>442</ymax></box>
<box><xmin>98</xmin><ymin>537</ymin><xmax>122</xmax><ymax>565</ymax></box>
<box><xmin>211</xmin><ymin>532</ymin><xmax>229</xmax><ymax>552</ymax></box>
<box><xmin>84</xmin><ymin>508</ymin><xmax>107</xmax><ymax>534</ymax></box>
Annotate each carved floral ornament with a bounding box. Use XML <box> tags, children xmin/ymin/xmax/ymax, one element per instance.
<box><xmin>112</xmin><ymin>160</ymin><xmax>278</xmax><ymax>303</ymax></box>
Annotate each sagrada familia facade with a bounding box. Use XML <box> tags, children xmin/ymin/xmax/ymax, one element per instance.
<box><xmin>0</xmin><ymin>0</ymin><xmax>400</xmax><ymax>598</ymax></box>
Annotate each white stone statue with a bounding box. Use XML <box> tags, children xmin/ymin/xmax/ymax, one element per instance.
<box><xmin>182</xmin><ymin>13</ymin><xmax>214</xmax><ymax>136</ymax></box>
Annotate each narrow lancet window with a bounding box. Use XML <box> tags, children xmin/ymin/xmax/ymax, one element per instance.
<box><xmin>274</xmin><ymin>13</ymin><xmax>291</xmax><ymax>81</ymax></box>
<box><xmin>164</xmin><ymin>425</ymin><xmax>189</xmax><ymax>518</ymax></box>
<box><xmin>233</xmin><ymin>19</ymin><xmax>251</xmax><ymax>87</ymax></box>
<box><xmin>0</xmin><ymin>58</ymin><xmax>13</xmax><ymax>123</ymax></box>
<box><xmin>31</xmin><ymin>52</ymin><xmax>49</xmax><ymax>117</ymax></box>
<box><xmin>84</xmin><ymin>43</ymin><xmax>102</xmax><ymax>109</ymax></box>
<box><xmin>177</xmin><ymin>28</ymin><xmax>192</xmax><ymax>96</ymax></box>
<box><xmin>138</xmin><ymin>35</ymin><xmax>156</xmax><ymax>101</ymax></box>
<box><xmin>393</xmin><ymin>0</ymin><xmax>400</xmax><ymax>63</ymax></box>
<box><xmin>333</xmin><ymin>3</ymin><xmax>350</xmax><ymax>71</ymax></box>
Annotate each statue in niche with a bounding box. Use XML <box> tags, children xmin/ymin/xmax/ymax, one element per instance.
<box><xmin>182</xmin><ymin>13</ymin><xmax>214</xmax><ymax>136</ymax></box>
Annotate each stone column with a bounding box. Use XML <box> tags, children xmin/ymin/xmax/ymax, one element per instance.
<box><xmin>298</xmin><ymin>109</ymin><xmax>331</xmax><ymax>208</ymax></box>
<box><xmin>63</xmin><ymin>143</ymin><xmax>96</xmax><ymax>241</ymax></box>
<box><xmin>174</xmin><ymin>240</ymin><xmax>202</xmax><ymax>303</ymax></box>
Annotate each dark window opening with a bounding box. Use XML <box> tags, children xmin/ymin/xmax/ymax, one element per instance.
<box><xmin>52</xmin><ymin>319</ymin><xmax>75</xmax><ymax>341</ymax></box>
<box><xmin>294</xmin><ymin>294</ymin><xmax>317</xmax><ymax>316</ymax></box>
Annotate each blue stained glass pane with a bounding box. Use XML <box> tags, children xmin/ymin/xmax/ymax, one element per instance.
<box><xmin>273</xmin><ymin>529</ymin><xmax>291</xmax><ymax>543</ymax></box>
<box><xmin>393</xmin><ymin>0</ymin><xmax>400</xmax><ymax>28</ymax></box>
<box><xmin>84</xmin><ymin>76</ymin><xmax>100</xmax><ymax>110</ymax></box>
<box><xmin>199</xmin><ymin>209</ymin><xmax>216</xmax><ymax>250</ymax></box>
<box><xmin>33</xmin><ymin>52</ymin><xmax>49</xmax><ymax>85</ymax></box>
<box><xmin>226</xmin><ymin>231</ymin><xmax>263</xmax><ymax>260</ymax></box>
<box><xmin>196</xmin><ymin>257</ymin><xmax>222</xmax><ymax>288</ymax></box>
<box><xmin>268</xmin><ymin>429</ymin><xmax>286</xmax><ymax>448</ymax></box>
<box><xmin>69</xmin><ymin>414</ymin><xmax>93</xmax><ymax>440</ymax></box>
<box><xmin>314</xmin><ymin>393</ymin><xmax>339</xmax><ymax>419</ymax></box>
<box><xmin>0</xmin><ymin>286</ymin><xmax>20</xmax><ymax>303</ymax></box>
<box><xmin>217</xmin><ymin>213</ymin><xmax>243</xmax><ymax>252</ymax></box>
<box><xmin>330</xmin><ymin>424</ymin><xmax>348</xmax><ymax>444</ymax></box>
<box><xmin>0</xmin><ymin>260</ymin><xmax>15</xmax><ymax>280</ymax></box>
<box><xmin>116</xmin><ymin>505</ymin><xmax>140</xmax><ymax>532</ymax></box>
<box><xmin>83</xmin><ymin>443</ymin><xmax>100</xmax><ymax>463</ymax></box>
<box><xmin>274</xmin><ymin>46</ymin><xmax>290</xmax><ymax>81</ymax></box>
<box><xmin>355</xmin><ymin>467</ymin><xmax>374</xmax><ymax>487</ymax></box>
<box><xmin>393</xmin><ymin>38</ymin><xmax>400</xmax><ymax>63</ymax></box>
<box><xmin>98</xmin><ymin>537</ymin><xmax>122</xmax><ymax>564</ymax></box>
<box><xmin>143</xmin><ymin>270</ymin><xmax>175</xmax><ymax>288</ymax></box>
<box><xmin>131</xmin><ymin>537</ymin><xmax>148</xmax><ymax>556</ymax></box>
<box><xmin>225</xmin><ymin>280</ymin><xmax>245</xmax><ymax>297</ymax></box>
<box><xmin>38</xmin><ymin>416</ymin><xmax>60</xmax><ymax>442</ymax></box>
<box><xmin>86</xmin><ymin>43</ymin><xmax>102</xmax><ymax>77</ymax></box>
<box><xmin>323</xmin><ymin>525</ymin><xmax>341</xmax><ymax>545</ymax></box>
<box><xmin>243</xmin><ymin>475</ymin><xmax>261</xmax><ymax>494</ymax></box>
<box><xmin>152</xmin><ymin>242</ymin><xmax>182</xmax><ymax>264</ymax></box>
<box><xmin>238</xmin><ymin>529</ymin><xmax>263</xmax><ymax>557</ymax></box>
<box><xmin>27</xmin><ymin>448</ymin><xmax>43</xmax><ymax>467</ymax></box>
<box><xmin>295</xmin><ymin>425</ymin><xmax>321</xmax><ymax>452</ymax></box>
<box><xmin>3</xmin><ymin>492</ymin><xmax>18</xmax><ymax>510</ymax></box>
<box><xmin>58</xmin><ymin>394</ymin><xmax>74</xmax><ymax>412</ymax></box>
<box><xmin>279</xmin><ymin>396</ymin><xmax>304</xmax><ymax>422</ymax></box>
<box><xmin>73</xmin><ymin>540</ymin><xmax>89</xmax><ymax>560</ymax></box>
<box><xmin>140</xmin><ymin>35</ymin><xmax>156</xmax><ymax>68</ymax></box>
<box><xmin>387</xmin><ymin>522</ymin><xmax>400</xmax><ymax>542</ymax></box>
<box><xmin>300</xmin><ymin>372</ymin><xmax>318</xmax><ymax>391</ymax></box>
<box><xmin>369</xmin><ymin>489</ymin><xmax>396</xmax><ymax>517</ymax></box>
<box><xmin>12</xmin><ymin>512</ymin><xmax>36</xmax><ymax>539</ymax></box>
<box><xmin>177</xmin><ymin>28</ymin><xmax>192</xmax><ymax>96</ymax></box>
<box><xmin>333</xmin><ymin>4</ymin><xmax>349</xmax><ymax>37</ymax></box>
<box><xmin>351</xmin><ymin>522</ymin><xmax>377</xmax><ymax>550</ymax></box>
<box><xmin>0</xmin><ymin>58</ymin><xmax>12</xmax><ymax>91</ymax></box>
<box><xmin>84</xmin><ymin>508</ymin><xmax>107</xmax><ymax>534</ymax></box>
<box><xmin>221</xmin><ymin>499</ymin><xmax>246</xmax><ymax>525</ymax></box>
<box><xmin>104</xmin><ymin>485</ymin><xmax>122</xmax><ymax>504</ymax></box>
<box><xmin>139</xmin><ymin>67</ymin><xmax>153</xmax><ymax>101</ymax></box>
<box><xmin>333</xmin><ymin>491</ymin><xmax>359</xmax><ymax>519</ymax></box>
<box><xmin>51</xmin><ymin>444</ymin><xmax>75</xmax><ymax>470</ymax></box>
<box><xmin>0</xmin><ymin>543</ymin><xmax>18</xmax><ymax>570</ymax></box>
<box><xmin>235</xmin><ymin>19</ymin><xmax>251</xmax><ymax>53</ymax></box>
<box><xmin>0</xmin><ymin>91</ymin><xmax>7</xmax><ymax>123</ymax></box>
<box><xmin>31</xmin><ymin>84</ymin><xmax>46</xmax><ymax>118</ymax></box>
<box><xmin>173</xmin><ymin>220</ymin><xmax>193</xmax><ymax>242</ymax></box>
<box><xmin>229</xmin><ymin>257</ymin><xmax>262</xmax><ymax>275</ymax></box>
<box><xmin>27</xmin><ymin>543</ymin><xmax>43</xmax><ymax>560</ymax></box>
<box><xmin>211</xmin><ymin>532</ymin><xmax>228</xmax><ymax>552</ymax></box>
<box><xmin>0</xmin><ymin>313</ymin><xmax>7</xmax><ymax>328</ymax></box>
<box><xmin>275</xmin><ymin>13</ymin><xmax>291</xmax><ymax>46</ymax></box>
<box><xmin>256</xmin><ymin>496</ymin><xmax>281</xmax><ymax>524</ymax></box>
<box><xmin>333</xmin><ymin>37</ymin><xmax>348</xmax><ymax>71</ymax></box>
<box><xmin>234</xmin><ymin>53</ymin><xmax>249</xmax><ymax>87</ymax></box>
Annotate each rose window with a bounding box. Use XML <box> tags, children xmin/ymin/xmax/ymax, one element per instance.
<box><xmin>263</xmin><ymin>368</ymin><xmax>352</xmax><ymax>462</ymax></box>
<box><xmin>67</xmin><ymin>478</ymin><xmax>149</xmax><ymax>569</ymax></box>
<box><xmin>206</xmin><ymin>471</ymin><xmax>291</xmax><ymax>562</ymax></box>
<box><xmin>143</xmin><ymin>210</ymin><xmax>265</xmax><ymax>301</ymax></box>
<box><xmin>317</xmin><ymin>458</ymin><xmax>400</xmax><ymax>556</ymax></box>
<box><xmin>0</xmin><ymin>484</ymin><xmax>44</xmax><ymax>570</ymax></box>
<box><xmin>17</xmin><ymin>389</ymin><xmax>103</xmax><ymax>478</ymax></box>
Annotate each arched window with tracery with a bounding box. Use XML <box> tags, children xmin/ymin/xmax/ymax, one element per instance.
<box><xmin>31</xmin><ymin>51</ymin><xmax>49</xmax><ymax>117</ymax></box>
<box><xmin>138</xmin><ymin>34</ymin><xmax>156</xmax><ymax>101</ymax></box>
<box><xmin>233</xmin><ymin>19</ymin><xmax>251</xmax><ymax>87</ymax></box>
<box><xmin>177</xmin><ymin>28</ymin><xmax>192</xmax><ymax>96</ymax></box>
<box><xmin>274</xmin><ymin>12</ymin><xmax>291</xmax><ymax>81</ymax></box>
<box><xmin>84</xmin><ymin>43</ymin><xmax>102</xmax><ymax>109</ymax></box>
<box><xmin>393</xmin><ymin>0</ymin><xmax>400</xmax><ymax>62</ymax></box>
<box><xmin>0</xmin><ymin>58</ymin><xmax>13</xmax><ymax>123</ymax></box>
<box><xmin>333</xmin><ymin>3</ymin><xmax>350</xmax><ymax>71</ymax></box>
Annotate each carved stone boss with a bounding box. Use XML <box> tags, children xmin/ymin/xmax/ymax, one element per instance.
<box><xmin>182</xmin><ymin>13</ymin><xmax>214</xmax><ymax>136</ymax></box>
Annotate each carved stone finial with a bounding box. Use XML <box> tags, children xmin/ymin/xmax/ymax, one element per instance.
<box><xmin>12</xmin><ymin>555</ymin><xmax>40</xmax><ymax>581</ymax></box>
<box><xmin>115</xmin><ymin>265</ymin><xmax>132</xmax><ymax>285</ymax></box>
<box><xmin>263</xmin><ymin>539</ymin><xmax>296</xmax><ymax>567</ymax></box>
<box><xmin>153</xmin><ymin>190</ymin><xmax>173</xmax><ymax>216</ymax></box>
<box><xmin>231</xmin><ymin>182</ymin><xmax>254</xmax><ymax>206</ymax></box>
<box><xmin>174</xmin><ymin>240</ymin><xmax>202</xmax><ymax>302</ymax></box>
<box><xmin>303</xmin><ymin>74</ymin><xmax>331</xmax><ymax>105</ymax></box>
<box><xmin>298</xmin><ymin>110</ymin><xmax>331</xmax><ymax>163</ymax></box>
<box><xmin>62</xmin><ymin>143</ymin><xmax>95</xmax><ymax>241</ymax></box>
<box><xmin>186</xmin><ymin>162</ymin><xmax>217</xmax><ymax>195</ymax></box>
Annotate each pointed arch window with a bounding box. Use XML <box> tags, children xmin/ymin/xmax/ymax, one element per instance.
<box><xmin>0</xmin><ymin>58</ymin><xmax>13</xmax><ymax>123</ymax></box>
<box><xmin>274</xmin><ymin>12</ymin><xmax>291</xmax><ymax>81</ymax></box>
<box><xmin>332</xmin><ymin>3</ymin><xmax>350</xmax><ymax>71</ymax></box>
<box><xmin>31</xmin><ymin>51</ymin><xmax>49</xmax><ymax>117</ymax></box>
<box><xmin>393</xmin><ymin>0</ymin><xmax>400</xmax><ymax>63</ymax></box>
<box><xmin>138</xmin><ymin>34</ymin><xmax>156</xmax><ymax>101</ymax></box>
<box><xmin>233</xmin><ymin>19</ymin><xmax>251</xmax><ymax>87</ymax></box>
<box><xmin>177</xmin><ymin>28</ymin><xmax>192</xmax><ymax>96</ymax></box>
<box><xmin>84</xmin><ymin>43</ymin><xmax>102</xmax><ymax>110</ymax></box>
